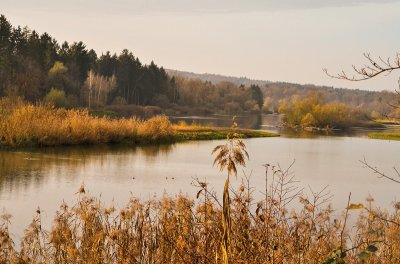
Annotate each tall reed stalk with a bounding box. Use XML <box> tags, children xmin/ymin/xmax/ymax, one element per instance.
<box><xmin>212</xmin><ymin>117</ymin><xmax>248</xmax><ymax>263</ymax></box>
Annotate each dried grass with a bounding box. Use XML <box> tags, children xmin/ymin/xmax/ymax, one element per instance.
<box><xmin>0</xmin><ymin>99</ymin><xmax>174</xmax><ymax>147</ymax></box>
<box><xmin>1</xmin><ymin>168</ymin><xmax>399</xmax><ymax>263</ymax></box>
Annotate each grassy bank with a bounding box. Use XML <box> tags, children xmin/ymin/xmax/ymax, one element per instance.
<box><xmin>173</xmin><ymin>122</ymin><xmax>278</xmax><ymax>141</ymax></box>
<box><xmin>0</xmin><ymin>99</ymin><xmax>277</xmax><ymax>148</ymax></box>
<box><xmin>374</xmin><ymin>119</ymin><xmax>400</xmax><ymax>125</ymax></box>
<box><xmin>369</xmin><ymin>132</ymin><xmax>400</xmax><ymax>141</ymax></box>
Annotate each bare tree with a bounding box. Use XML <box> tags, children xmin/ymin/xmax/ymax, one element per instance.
<box><xmin>323</xmin><ymin>52</ymin><xmax>400</xmax><ymax>82</ymax></box>
<box><xmin>324</xmin><ymin>52</ymin><xmax>400</xmax><ymax>184</ymax></box>
<box><xmin>324</xmin><ymin>53</ymin><xmax>400</xmax><ymax>108</ymax></box>
<box><xmin>83</xmin><ymin>71</ymin><xmax>116</xmax><ymax>107</ymax></box>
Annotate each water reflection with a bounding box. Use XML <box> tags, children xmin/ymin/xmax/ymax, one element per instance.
<box><xmin>1</xmin><ymin>115</ymin><xmax>400</xmax><ymax>241</ymax></box>
<box><xmin>170</xmin><ymin>114</ymin><xmax>262</xmax><ymax>130</ymax></box>
<box><xmin>0</xmin><ymin>144</ymin><xmax>174</xmax><ymax>195</ymax></box>
<box><xmin>172</xmin><ymin>114</ymin><xmax>400</xmax><ymax>138</ymax></box>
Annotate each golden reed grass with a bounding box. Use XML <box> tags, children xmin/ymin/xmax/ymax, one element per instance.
<box><xmin>1</xmin><ymin>171</ymin><xmax>399</xmax><ymax>263</ymax></box>
<box><xmin>0</xmin><ymin>98</ymin><xmax>174</xmax><ymax>147</ymax></box>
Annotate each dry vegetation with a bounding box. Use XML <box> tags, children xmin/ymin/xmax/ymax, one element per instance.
<box><xmin>1</xmin><ymin>168</ymin><xmax>400</xmax><ymax>263</ymax></box>
<box><xmin>0</xmin><ymin>97</ymin><xmax>175</xmax><ymax>147</ymax></box>
<box><xmin>0</xmin><ymin>98</ymin><xmax>277</xmax><ymax>148</ymax></box>
<box><xmin>278</xmin><ymin>93</ymin><xmax>382</xmax><ymax>130</ymax></box>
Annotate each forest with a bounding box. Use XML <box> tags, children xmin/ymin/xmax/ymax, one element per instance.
<box><xmin>0</xmin><ymin>15</ymin><xmax>263</xmax><ymax>116</ymax></box>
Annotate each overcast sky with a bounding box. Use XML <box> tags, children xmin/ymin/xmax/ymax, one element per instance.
<box><xmin>2</xmin><ymin>0</ymin><xmax>400</xmax><ymax>91</ymax></box>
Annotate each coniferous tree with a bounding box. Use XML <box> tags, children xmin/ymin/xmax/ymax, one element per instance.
<box><xmin>0</xmin><ymin>15</ymin><xmax>13</xmax><ymax>95</ymax></box>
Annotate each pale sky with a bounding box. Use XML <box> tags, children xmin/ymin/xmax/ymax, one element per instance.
<box><xmin>2</xmin><ymin>0</ymin><xmax>400</xmax><ymax>91</ymax></box>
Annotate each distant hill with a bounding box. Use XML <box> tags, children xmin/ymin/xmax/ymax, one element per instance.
<box><xmin>166</xmin><ymin>69</ymin><xmax>271</xmax><ymax>87</ymax></box>
<box><xmin>166</xmin><ymin>69</ymin><xmax>398</xmax><ymax>118</ymax></box>
<box><xmin>166</xmin><ymin>69</ymin><xmax>354</xmax><ymax>92</ymax></box>
<box><xmin>166</xmin><ymin>69</ymin><xmax>351</xmax><ymax>91</ymax></box>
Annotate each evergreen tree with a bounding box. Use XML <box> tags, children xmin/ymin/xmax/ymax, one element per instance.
<box><xmin>0</xmin><ymin>15</ymin><xmax>13</xmax><ymax>95</ymax></box>
<box><xmin>249</xmin><ymin>84</ymin><xmax>264</xmax><ymax>108</ymax></box>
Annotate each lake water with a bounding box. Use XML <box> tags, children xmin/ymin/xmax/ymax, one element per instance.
<box><xmin>1</xmin><ymin>114</ymin><xmax>399</xmax><ymax>241</ymax></box>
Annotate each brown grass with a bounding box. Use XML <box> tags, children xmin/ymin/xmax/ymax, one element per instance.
<box><xmin>1</xmin><ymin>169</ymin><xmax>399</xmax><ymax>263</ymax></box>
<box><xmin>0</xmin><ymin>98</ymin><xmax>174</xmax><ymax>147</ymax></box>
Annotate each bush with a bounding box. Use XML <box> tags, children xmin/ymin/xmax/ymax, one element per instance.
<box><xmin>45</xmin><ymin>88</ymin><xmax>67</xmax><ymax>108</ymax></box>
<box><xmin>138</xmin><ymin>115</ymin><xmax>174</xmax><ymax>142</ymax></box>
<box><xmin>280</xmin><ymin>93</ymin><xmax>364</xmax><ymax>129</ymax></box>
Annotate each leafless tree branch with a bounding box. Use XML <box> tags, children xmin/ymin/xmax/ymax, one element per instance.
<box><xmin>360</xmin><ymin>157</ymin><xmax>400</xmax><ymax>184</ymax></box>
<box><xmin>323</xmin><ymin>52</ymin><xmax>400</xmax><ymax>82</ymax></box>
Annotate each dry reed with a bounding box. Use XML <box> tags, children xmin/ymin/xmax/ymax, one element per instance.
<box><xmin>0</xmin><ymin>98</ymin><xmax>174</xmax><ymax>147</ymax></box>
<box><xmin>1</xmin><ymin>168</ymin><xmax>399</xmax><ymax>263</ymax></box>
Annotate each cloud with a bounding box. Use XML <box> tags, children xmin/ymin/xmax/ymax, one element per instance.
<box><xmin>93</xmin><ymin>0</ymin><xmax>400</xmax><ymax>14</ymax></box>
<box><xmin>3</xmin><ymin>0</ymin><xmax>400</xmax><ymax>15</ymax></box>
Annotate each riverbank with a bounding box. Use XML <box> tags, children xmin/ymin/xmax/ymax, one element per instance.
<box><xmin>173</xmin><ymin>123</ymin><xmax>278</xmax><ymax>140</ymax></box>
<box><xmin>374</xmin><ymin>119</ymin><xmax>400</xmax><ymax>125</ymax></box>
<box><xmin>368</xmin><ymin>132</ymin><xmax>400</xmax><ymax>141</ymax></box>
<box><xmin>284</xmin><ymin>120</ymin><xmax>385</xmax><ymax>134</ymax></box>
<box><xmin>0</xmin><ymin>102</ymin><xmax>277</xmax><ymax>148</ymax></box>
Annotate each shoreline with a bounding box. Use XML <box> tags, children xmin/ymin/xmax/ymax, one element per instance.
<box><xmin>0</xmin><ymin>127</ymin><xmax>279</xmax><ymax>150</ymax></box>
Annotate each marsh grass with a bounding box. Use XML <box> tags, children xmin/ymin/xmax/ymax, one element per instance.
<box><xmin>0</xmin><ymin>99</ymin><xmax>171</xmax><ymax>147</ymax></box>
<box><xmin>1</xmin><ymin>169</ymin><xmax>400</xmax><ymax>263</ymax></box>
<box><xmin>173</xmin><ymin>121</ymin><xmax>278</xmax><ymax>141</ymax></box>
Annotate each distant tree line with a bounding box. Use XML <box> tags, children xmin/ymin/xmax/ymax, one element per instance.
<box><xmin>262</xmin><ymin>83</ymin><xmax>400</xmax><ymax>119</ymax></box>
<box><xmin>168</xmin><ymin>70</ymin><xmax>400</xmax><ymax>119</ymax></box>
<box><xmin>173</xmin><ymin>77</ymin><xmax>263</xmax><ymax>114</ymax></box>
<box><xmin>0</xmin><ymin>15</ymin><xmax>263</xmax><ymax>115</ymax></box>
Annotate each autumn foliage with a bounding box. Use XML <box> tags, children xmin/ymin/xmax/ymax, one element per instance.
<box><xmin>279</xmin><ymin>93</ymin><xmax>370</xmax><ymax>129</ymax></box>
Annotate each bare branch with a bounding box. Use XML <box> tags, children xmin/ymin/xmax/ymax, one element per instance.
<box><xmin>324</xmin><ymin>53</ymin><xmax>400</xmax><ymax>82</ymax></box>
<box><xmin>360</xmin><ymin>157</ymin><xmax>400</xmax><ymax>184</ymax></box>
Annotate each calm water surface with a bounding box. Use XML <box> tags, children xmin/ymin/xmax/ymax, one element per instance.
<box><xmin>1</xmin><ymin>115</ymin><xmax>399</xmax><ymax>240</ymax></box>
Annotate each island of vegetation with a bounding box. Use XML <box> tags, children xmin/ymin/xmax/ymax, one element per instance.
<box><xmin>0</xmin><ymin>97</ymin><xmax>277</xmax><ymax>148</ymax></box>
<box><xmin>277</xmin><ymin>93</ymin><xmax>384</xmax><ymax>131</ymax></box>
